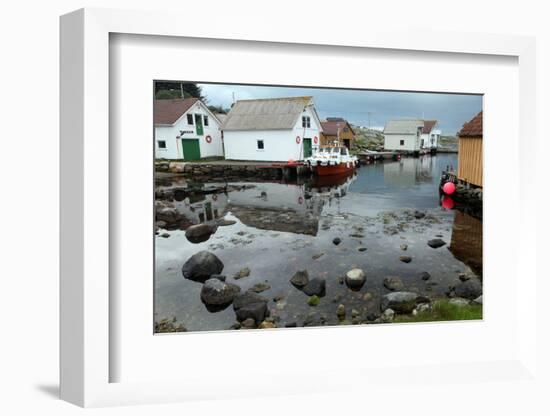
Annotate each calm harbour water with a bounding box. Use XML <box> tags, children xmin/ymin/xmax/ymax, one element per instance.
<box><xmin>155</xmin><ymin>154</ymin><xmax>482</xmax><ymax>332</ymax></box>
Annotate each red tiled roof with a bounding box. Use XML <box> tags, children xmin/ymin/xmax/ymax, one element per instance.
<box><xmin>422</xmin><ymin>120</ymin><xmax>437</xmax><ymax>134</ymax></box>
<box><xmin>154</xmin><ymin>98</ymin><xmax>199</xmax><ymax>125</ymax></box>
<box><xmin>321</xmin><ymin>120</ymin><xmax>354</xmax><ymax>136</ymax></box>
<box><xmin>458</xmin><ymin>111</ymin><xmax>483</xmax><ymax>137</ymax></box>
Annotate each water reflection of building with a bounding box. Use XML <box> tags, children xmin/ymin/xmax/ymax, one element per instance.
<box><xmin>172</xmin><ymin>192</ymin><xmax>229</xmax><ymax>225</ymax></box>
<box><xmin>226</xmin><ymin>182</ymin><xmax>323</xmax><ymax>235</ymax></box>
<box><xmin>449</xmin><ymin>210</ymin><xmax>483</xmax><ymax>276</ymax></box>
<box><xmin>383</xmin><ymin>156</ymin><xmax>433</xmax><ymax>187</ymax></box>
<box><xmin>226</xmin><ymin>174</ymin><xmax>357</xmax><ymax>235</ymax></box>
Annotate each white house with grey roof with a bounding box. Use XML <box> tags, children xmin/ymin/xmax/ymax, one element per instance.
<box><xmin>221</xmin><ymin>96</ymin><xmax>323</xmax><ymax>161</ymax></box>
<box><xmin>154</xmin><ymin>98</ymin><xmax>223</xmax><ymax>160</ymax></box>
<box><xmin>383</xmin><ymin>119</ymin><xmax>425</xmax><ymax>152</ymax></box>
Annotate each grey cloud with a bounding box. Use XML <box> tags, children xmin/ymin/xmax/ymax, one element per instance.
<box><xmin>200</xmin><ymin>83</ymin><xmax>482</xmax><ymax>135</ymax></box>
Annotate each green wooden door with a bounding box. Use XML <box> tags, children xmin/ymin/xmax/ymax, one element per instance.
<box><xmin>195</xmin><ymin>114</ymin><xmax>204</xmax><ymax>136</ymax></box>
<box><xmin>182</xmin><ymin>139</ymin><xmax>201</xmax><ymax>161</ymax></box>
<box><xmin>303</xmin><ymin>138</ymin><xmax>312</xmax><ymax>158</ymax></box>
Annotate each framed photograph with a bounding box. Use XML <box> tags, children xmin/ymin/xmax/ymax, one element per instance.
<box><xmin>60</xmin><ymin>8</ymin><xmax>538</xmax><ymax>408</ymax></box>
<box><xmin>152</xmin><ymin>81</ymin><xmax>483</xmax><ymax>333</ymax></box>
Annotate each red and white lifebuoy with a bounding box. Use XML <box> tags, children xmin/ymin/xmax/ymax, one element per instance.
<box><xmin>313</xmin><ymin>136</ymin><xmax>318</xmax><ymax>144</ymax></box>
<box><xmin>296</xmin><ymin>136</ymin><xmax>301</xmax><ymax>144</ymax></box>
<box><xmin>205</xmin><ymin>135</ymin><xmax>212</xmax><ymax>143</ymax></box>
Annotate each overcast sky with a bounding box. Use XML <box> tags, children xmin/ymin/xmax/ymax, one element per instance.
<box><xmin>199</xmin><ymin>83</ymin><xmax>482</xmax><ymax>135</ymax></box>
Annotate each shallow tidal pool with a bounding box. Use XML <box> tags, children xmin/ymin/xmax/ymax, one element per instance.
<box><xmin>154</xmin><ymin>154</ymin><xmax>482</xmax><ymax>332</ymax></box>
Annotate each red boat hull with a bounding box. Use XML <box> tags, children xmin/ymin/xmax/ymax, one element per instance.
<box><xmin>314</xmin><ymin>162</ymin><xmax>355</xmax><ymax>176</ymax></box>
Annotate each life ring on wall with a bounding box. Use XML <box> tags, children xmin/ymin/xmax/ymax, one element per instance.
<box><xmin>298</xmin><ymin>196</ymin><xmax>304</xmax><ymax>204</ymax></box>
<box><xmin>313</xmin><ymin>136</ymin><xmax>318</xmax><ymax>144</ymax></box>
<box><xmin>296</xmin><ymin>136</ymin><xmax>301</xmax><ymax>144</ymax></box>
<box><xmin>205</xmin><ymin>135</ymin><xmax>212</xmax><ymax>143</ymax></box>
<box><xmin>212</xmin><ymin>194</ymin><xmax>218</xmax><ymax>201</ymax></box>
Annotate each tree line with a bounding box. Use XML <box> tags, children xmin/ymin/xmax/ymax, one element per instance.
<box><xmin>154</xmin><ymin>82</ymin><xmax>230</xmax><ymax>114</ymax></box>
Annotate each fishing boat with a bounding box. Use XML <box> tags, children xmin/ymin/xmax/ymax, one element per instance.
<box><xmin>305</xmin><ymin>143</ymin><xmax>358</xmax><ymax>176</ymax></box>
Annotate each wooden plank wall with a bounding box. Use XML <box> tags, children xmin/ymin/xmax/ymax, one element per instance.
<box><xmin>449</xmin><ymin>211</ymin><xmax>483</xmax><ymax>276</ymax></box>
<box><xmin>458</xmin><ymin>137</ymin><xmax>483</xmax><ymax>187</ymax></box>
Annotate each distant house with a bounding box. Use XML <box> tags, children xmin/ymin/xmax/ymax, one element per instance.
<box><xmin>221</xmin><ymin>96</ymin><xmax>323</xmax><ymax>161</ymax></box>
<box><xmin>383</xmin><ymin>119</ymin><xmax>424</xmax><ymax>152</ymax></box>
<box><xmin>320</xmin><ymin>118</ymin><xmax>355</xmax><ymax>149</ymax></box>
<box><xmin>420</xmin><ymin>120</ymin><xmax>441</xmax><ymax>150</ymax></box>
<box><xmin>154</xmin><ymin>98</ymin><xmax>223</xmax><ymax>160</ymax></box>
<box><xmin>457</xmin><ymin>111</ymin><xmax>483</xmax><ymax>187</ymax></box>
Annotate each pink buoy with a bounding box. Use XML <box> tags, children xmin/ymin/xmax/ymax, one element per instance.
<box><xmin>442</xmin><ymin>181</ymin><xmax>456</xmax><ymax>195</ymax></box>
<box><xmin>442</xmin><ymin>196</ymin><xmax>455</xmax><ymax>210</ymax></box>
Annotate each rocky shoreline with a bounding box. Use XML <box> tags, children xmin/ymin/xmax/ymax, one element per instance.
<box><xmin>155</xmin><ymin>226</ymin><xmax>483</xmax><ymax>332</ymax></box>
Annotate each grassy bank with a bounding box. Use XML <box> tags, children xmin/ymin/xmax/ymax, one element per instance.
<box><xmin>393</xmin><ymin>300</ymin><xmax>482</xmax><ymax>323</ymax></box>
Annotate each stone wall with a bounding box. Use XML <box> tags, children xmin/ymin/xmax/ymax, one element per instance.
<box><xmin>155</xmin><ymin>161</ymin><xmax>286</xmax><ymax>181</ymax></box>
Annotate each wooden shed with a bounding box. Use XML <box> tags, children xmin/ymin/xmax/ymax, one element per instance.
<box><xmin>320</xmin><ymin>118</ymin><xmax>355</xmax><ymax>149</ymax></box>
<box><xmin>457</xmin><ymin>111</ymin><xmax>483</xmax><ymax>187</ymax></box>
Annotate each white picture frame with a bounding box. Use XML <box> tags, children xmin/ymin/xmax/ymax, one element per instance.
<box><xmin>60</xmin><ymin>8</ymin><xmax>538</xmax><ymax>408</ymax></box>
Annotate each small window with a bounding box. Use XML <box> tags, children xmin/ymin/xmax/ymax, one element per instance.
<box><xmin>302</xmin><ymin>116</ymin><xmax>311</xmax><ymax>128</ymax></box>
<box><xmin>400</xmin><ymin>140</ymin><xmax>405</xmax><ymax>146</ymax></box>
<box><xmin>343</xmin><ymin>127</ymin><xmax>349</xmax><ymax>133</ymax></box>
<box><xmin>157</xmin><ymin>140</ymin><xmax>166</xmax><ymax>149</ymax></box>
<box><xmin>257</xmin><ymin>140</ymin><xmax>264</xmax><ymax>150</ymax></box>
<box><xmin>187</xmin><ymin>114</ymin><xmax>194</xmax><ymax>125</ymax></box>
<box><xmin>204</xmin><ymin>115</ymin><xmax>209</xmax><ymax>126</ymax></box>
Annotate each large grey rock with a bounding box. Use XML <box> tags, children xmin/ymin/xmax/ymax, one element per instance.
<box><xmin>302</xmin><ymin>278</ymin><xmax>326</xmax><ymax>297</ymax></box>
<box><xmin>156</xmin><ymin>207</ymin><xmax>180</xmax><ymax>223</ymax></box>
<box><xmin>290</xmin><ymin>270</ymin><xmax>309</xmax><ymax>288</ymax></box>
<box><xmin>380</xmin><ymin>291</ymin><xmax>419</xmax><ymax>313</ymax></box>
<box><xmin>185</xmin><ymin>223</ymin><xmax>217</xmax><ymax>243</ymax></box>
<box><xmin>427</xmin><ymin>238</ymin><xmax>446</xmax><ymax>249</ymax></box>
<box><xmin>233</xmin><ymin>291</ymin><xmax>267</xmax><ymax>310</ymax></box>
<box><xmin>453</xmin><ymin>278</ymin><xmax>482</xmax><ymax>300</ymax></box>
<box><xmin>345</xmin><ymin>268</ymin><xmax>366</xmax><ymax>291</ymax></box>
<box><xmin>383</xmin><ymin>276</ymin><xmax>404</xmax><ymax>291</ymax></box>
<box><xmin>233</xmin><ymin>291</ymin><xmax>269</xmax><ymax>324</ymax></box>
<box><xmin>200</xmin><ymin>278</ymin><xmax>240</xmax><ymax>310</ymax></box>
<box><xmin>182</xmin><ymin>251</ymin><xmax>224</xmax><ymax>282</ymax></box>
<box><xmin>235</xmin><ymin>302</ymin><xmax>268</xmax><ymax>324</ymax></box>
